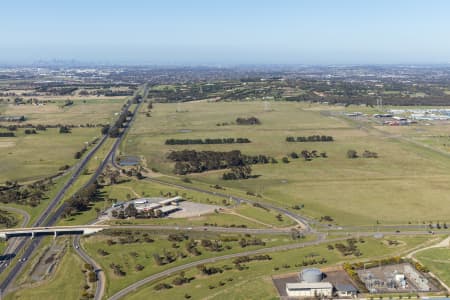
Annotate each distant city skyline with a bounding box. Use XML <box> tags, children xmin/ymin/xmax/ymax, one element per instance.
<box><xmin>2</xmin><ymin>0</ymin><xmax>450</xmax><ymax>65</ymax></box>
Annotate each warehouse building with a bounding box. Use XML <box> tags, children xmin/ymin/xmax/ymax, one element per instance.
<box><xmin>286</xmin><ymin>282</ymin><xmax>333</xmax><ymax>297</ymax></box>
<box><xmin>157</xmin><ymin>205</ymin><xmax>180</xmax><ymax>216</ymax></box>
<box><xmin>158</xmin><ymin>196</ymin><xmax>182</xmax><ymax>206</ymax></box>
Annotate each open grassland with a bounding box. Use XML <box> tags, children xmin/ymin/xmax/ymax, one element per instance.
<box><xmin>0</xmin><ymin>98</ymin><xmax>124</xmax><ymax>125</ymax></box>
<box><xmin>415</xmin><ymin>247</ymin><xmax>450</xmax><ymax>287</ymax></box>
<box><xmin>123</xmin><ymin>101</ymin><xmax>450</xmax><ymax>226</ymax></box>
<box><xmin>82</xmin><ymin>231</ymin><xmax>304</xmax><ymax>297</ymax></box>
<box><xmin>125</xmin><ymin>235</ymin><xmax>431</xmax><ymax>300</ymax></box>
<box><xmin>5</xmin><ymin>248</ymin><xmax>85</xmax><ymax>300</ymax></box>
<box><xmin>0</xmin><ymin>128</ymin><xmax>99</xmax><ymax>182</ymax></box>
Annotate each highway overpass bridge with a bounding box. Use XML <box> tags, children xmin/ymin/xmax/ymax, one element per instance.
<box><xmin>0</xmin><ymin>225</ymin><xmax>106</xmax><ymax>240</ymax></box>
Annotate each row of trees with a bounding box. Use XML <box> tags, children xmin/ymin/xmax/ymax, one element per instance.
<box><xmin>1</xmin><ymin>123</ymin><xmax>104</xmax><ymax>130</ymax></box>
<box><xmin>0</xmin><ymin>132</ymin><xmax>15</xmax><ymax>137</ymax></box>
<box><xmin>287</xmin><ymin>150</ymin><xmax>327</xmax><ymax>161</ymax></box>
<box><xmin>63</xmin><ymin>183</ymin><xmax>100</xmax><ymax>218</ymax></box>
<box><xmin>108</xmin><ymin>101</ymin><xmax>133</xmax><ymax>138</ymax></box>
<box><xmin>286</xmin><ymin>135</ymin><xmax>334</xmax><ymax>142</ymax></box>
<box><xmin>347</xmin><ymin>149</ymin><xmax>378</xmax><ymax>159</ymax></box>
<box><xmin>165</xmin><ymin>137</ymin><xmax>251</xmax><ymax>145</ymax></box>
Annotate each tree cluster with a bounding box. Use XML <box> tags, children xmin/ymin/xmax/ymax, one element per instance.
<box><xmin>236</xmin><ymin>117</ymin><xmax>261</xmax><ymax>125</ymax></box>
<box><xmin>238</xmin><ymin>237</ymin><xmax>265</xmax><ymax>248</ymax></box>
<box><xmin>0</xmin><ymin>210</ymin><xmax>18</xmax><ymax>228</ymax></box>
<box><xmin>289</xmin><ymin>150</ymin><xmax>327</xmax><ymax>161</ymax></box>
<box><xmin>222</xmin><ymin>165</ymin><xmax>252</xmax><ymax>180</ymax></box>
<box><xmin>24</xmin><ymin>129</ymin><xmax>37</xmax><ymax>134</ymax></box>
<box><xmin>334</xmin><ymin>238</ymin><xmax>362</xmax><ymax>256</ymax></box>
<box><xmin>109</xmin><ymin>263</ymin><xmax>126</xmax><ymax>276</ymax></box>
<box><xmin>286</xmin><ymin>135</ymin><xmax>333</xmax><ymax>142</ymax></box>
<box><xmin>168</xmin><ymin>150</ymin><xmax>271</xmax><ymax>175</ymax></box>
<box><xmin>347</xmin><ymin>149</ymin><xmax>378</xmax><ymax>159</ymax></box>
<box><xmin>0</xmin><ymin>178</ymin><xmax>53</xmax><ymax>207</ymax></box>
<box><xmin>0</xmin><ymin>132</ymin><xmax>15</xmax><ymax>137</ymax></box>
<box><xmin>200</xmin><ymin>239</ymin><xmax>223</xmax><ymax>252</ymax></box>
<box><xmin>63</xmin><ymin>183</ymin><xmax>99</xmax><ymax>218</ymax></box>
<box><xmin>197</xmin><ymin>264</ymin><xmax>223</xmax><ymax>276</ymax></box>
<box><xmin>232</xmin><ymin>254</ymin><xmax>272</xmax><ymax>265</ymax></box>
<box><xmin>59</xmin><ymin>126</ymin><xmax>71</xmax><ymax>134</ymax></box>
<box><xmin>165</xmin><ymin>137</ymin><xmax>251</xmax><ymax>145</ymax></box>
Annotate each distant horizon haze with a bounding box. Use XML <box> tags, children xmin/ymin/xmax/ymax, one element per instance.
<box><xmin>2</xmin><ymin>0</ymin><xmax>450</xmax><ymax>65</ymax></box>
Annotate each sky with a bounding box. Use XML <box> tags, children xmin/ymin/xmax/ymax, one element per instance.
<box><xmin>1</xmin><ymin>0</ymin><xmax>450</xmax><ymax>65</ymax></box>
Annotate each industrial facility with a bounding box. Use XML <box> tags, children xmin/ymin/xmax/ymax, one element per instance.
<box><xmin>285</xmin><ymin>268</ymin><xmax>332</xmax><ymax>297</ymax></box>
<box><xmin>357</xmin><ymin>263</ymin><xmax>440</xmax><ymax>294</ymax></box>
<box><xmin>282</xmin><ymin>268</ymin><xmax>358</xmax><ymax>298</ymax></box>
<box><xmin>107</xmin><ymin>196</ymin><xmax>183</xmax><ymax>218</ymax></box>
<box><xmin>132</xmin><ymin>196</ymin><xmax>182</xmax><ymax>215</ymax></box>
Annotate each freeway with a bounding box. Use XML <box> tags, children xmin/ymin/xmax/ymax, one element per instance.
<box><xmin>0</xmin><ymin>133</ymin><xmax>109</xmax><ymax>283</ymax></box>
<box><xmin>0</xmin><ymin>87</ymin><xmax>144</xmax><ymax>293</ymax></box>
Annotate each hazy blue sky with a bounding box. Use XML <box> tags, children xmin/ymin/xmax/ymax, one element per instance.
<box><xmin>1</xmin><ymin>0</ymin><xmax>450</xmax><ymax>65</ymax></box>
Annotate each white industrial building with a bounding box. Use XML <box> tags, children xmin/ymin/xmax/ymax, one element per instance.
<box><xmin>159</xmin><ymin>196</ymin><xmax>182</xmax><ymax>206</ymax></box>
<box><xmin>135</xmin><ymin>202</ymin><xmax>161</xmax><ymax>213</ymax></box>
<box><xmin>286</xmin><ymin>282</ymin><xmax>333</xmax><ymax>297</ymax></box>
<box><xmin>157</xmin><ymin>205</ymin><xmax>180</xmax><ymax>215</ymax></box>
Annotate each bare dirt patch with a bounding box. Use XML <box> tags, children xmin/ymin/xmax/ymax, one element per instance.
<box><xmin>0</xmin><ymin>141</ymin><xmax>15</xmax><ymax>148</ymax></box>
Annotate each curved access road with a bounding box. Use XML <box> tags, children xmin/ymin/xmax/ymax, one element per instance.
<box><xmin>73</xmin><ymin>236</ymin><xmax>106</xmax><ymax>300</ymax></box>
<box><xmin>2</xmin><ymin>207</ymin><xmax>30</xmax><ymax>228</ymax></box>
<box><xmin>0</xmin><ymin>207</ymin><xmax>31</xmax><ymax>270</ymax></box>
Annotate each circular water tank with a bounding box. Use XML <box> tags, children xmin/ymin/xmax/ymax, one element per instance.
<box><xmin>300</xmin><ymin>268</ymin><xmax>323</xmax><ymax>283</ymax></box>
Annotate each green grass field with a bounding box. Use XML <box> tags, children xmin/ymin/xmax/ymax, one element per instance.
<box><xmin>0</xmin><ymin>98</ymin><xmax>124</xmax><ymax>125</ymax></box>
<box><xmin>0</xmin><ymin>97</ymin><xmax>127</xmax><ymax>183</ymax></box>
<box><xmin>0</xmin><ymin>128</ymin><xmax>100</xmax><ymax>182</ymax></box>
<box><xmin>125</xmin><ymin>235</ymin><xmax>431</xmax><ymax>300</ymax></box>
<box><xmin>108</xmin><ymin>212</ymin><xmax>269</xmax><ymax>229</ymax></box>
<box><xmin>121</xmin><ymin>101</ymin><xmax>450</xmax><ymax>226</ymax></box>
<box><xmin>415</xmin><ymin>247</ymin><xmax>450</xmax><ymax>287</ymax></box>
<box><xmin>81</xmin><ymin>231</ymin><xmax>305</xmax><ymax>297</ymax></box>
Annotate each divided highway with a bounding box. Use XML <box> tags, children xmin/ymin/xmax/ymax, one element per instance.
<box><xmin>0</xmin><ymin>88</ymin><xmax>144</xmax><ymax>294</ymax></box>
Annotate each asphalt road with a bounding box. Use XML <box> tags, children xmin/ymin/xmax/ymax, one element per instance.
<box><xmin>73</xmin><ymin>236</ymin><xmax>105</xmax><ymax>300</ymax></box>
<box><xmin>109</xmin><ymin>224</ymin><xmax>293</xmax><ymax>235</ymax></box>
